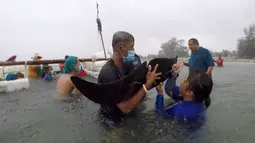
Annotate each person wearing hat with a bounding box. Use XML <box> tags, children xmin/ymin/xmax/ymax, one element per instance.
<box><xmin>28</xmin><ymin>53</ymin><xmax>43</xmax><ymax>78</ymax></box>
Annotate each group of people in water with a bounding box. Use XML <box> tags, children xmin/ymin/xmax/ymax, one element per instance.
<box><xmin>96</xmin><ymin>31</ymin><xmax>215</xmax><ymax>126</ymax></box>
<box><xmin>3</xmin><ymin>31</ymin><xmax>221</xmax><ymax>129</ymax></box>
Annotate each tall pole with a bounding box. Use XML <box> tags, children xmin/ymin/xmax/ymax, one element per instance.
<box><xmin>96</xmin><ymin>3</ymin><xmax>107</xmax><ymax>59</ymax></box>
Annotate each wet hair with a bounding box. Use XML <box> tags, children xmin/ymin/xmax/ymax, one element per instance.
<box><xmin>17</xmin><ymin>72</ymin><xmax>25</xmax><ymax>78</ymax></box>
<box><xmin>185</xmin><ymin>71</ymin><xmax>213</xmax><ymax>109</ymax></box>
<box><xmin>112</xmin><ymin>31</ymin><xmax>134</xmax><ymax>52</ymax></box>
<box><xmin>189</xmin><ymin>38</ymin><xmax>199</xmax><ymax>46</ymax></box>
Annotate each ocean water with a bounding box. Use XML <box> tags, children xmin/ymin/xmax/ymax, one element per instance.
<box><xmin>0</xmin><ymin>62</ymin><xmax>255</xmax><ymax>143</ymax></box>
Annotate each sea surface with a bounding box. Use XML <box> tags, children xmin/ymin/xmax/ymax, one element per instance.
<box><xmin>0</xmin><ymin>62</ymin><xmax>255</xmax><ymax>143</ymax></box>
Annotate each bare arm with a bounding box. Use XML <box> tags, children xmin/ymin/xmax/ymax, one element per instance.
<box><xmin>207</xmin><ymin>66</ymin><xmax>214</xmax><ymax>74</ymax></box>
<box><xmin>117</xmin><ymin>64</ymin><xmax>161</xmax><ymax>113</ymax></box>
<box><xmin>117</xmin><ymin>83</ymin><xmax>149</xmax><ymax>113</ymax></box>
<box><xmin>183</xmin><ymin>62</ymin><xmax>189</xmax><ymax>67</ymax></box>
<box><xmin>206</xmin><ymin>50</ymin><xmax>215</xmax><ymax>74</ymax></box>
<box><xmin>74</xmin><ymin>87</ymin><xmax>81</xmax><ymax>95</ymax></box>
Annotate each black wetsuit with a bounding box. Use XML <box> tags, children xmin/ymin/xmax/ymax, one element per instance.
<box><xmin>98</xmin><ymin>54</ymin><xmax>141</xmax><ymax>125</ymax></box>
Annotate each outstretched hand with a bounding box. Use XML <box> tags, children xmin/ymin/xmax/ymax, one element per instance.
<box><xmin>171</xmin><ymin>62</ymin><xmax>183</xmax><ymax>76</ymax></box>
<box><xmin>145</xmin><ymin>64</ymin><xmax>162</xmax><ymax>89</ymax></box>
<box><xmin>156</xmin><ymin>82</ymin><xmax>164</xmax><ymax>94</ymax></box>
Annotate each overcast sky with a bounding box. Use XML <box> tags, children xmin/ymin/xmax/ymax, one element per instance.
<box><xmin>0</xmin><ymin>0</ymin><xmax>254</xmax><ymax>60</ymax></box>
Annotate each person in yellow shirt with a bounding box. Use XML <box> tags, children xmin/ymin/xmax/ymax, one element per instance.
<box><xmin>28</xmin><ymin>53</ymin><xmax>43</xmax><ymax>78</ymax></box>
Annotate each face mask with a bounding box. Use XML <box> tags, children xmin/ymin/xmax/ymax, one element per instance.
<box><xmin>76</xmin><ymin>64</ymin><xmax>82</xmax><ymax>72</ymax></box>
<box><xmin>122</xmin><ymin>50</ymin><xmax>135</xmax><ymax>63</ymax></box>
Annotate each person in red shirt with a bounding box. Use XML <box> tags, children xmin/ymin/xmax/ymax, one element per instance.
<box><xmin>215</xmin><ymin>55</ymin><xmax>223</xmax><ymax>67</ymax></box>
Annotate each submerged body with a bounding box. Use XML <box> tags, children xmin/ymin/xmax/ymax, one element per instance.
<box><xmin>155</xmin><ymin>66</ymin><xmax>213</xmax><ymax>123</ymax></box>
<box><xmin>28</xmin><ymin>53</ymin><xmax>43</xmax><ymax>78</ymax></box>
<box><xmin>56</xmin><ymin>56</ymin><xmax>81</xmax><ymax>99</ymax></box>
<box><xmin>216</xmin><ymin>59</ymin><xmax>223</xmax><ymax>67</ymax></box>
<box><xmin>215</xmin><ymin>56</ymin><xmax>224</xmax><ymax>67</ymax></box>
<box><xmin>28</xmin><ymin>65</ymin><xmax>38</xmax><ymax>78</ymax></box>
<box><xmin>189</xmin><ymin>47</ymin><xmax>215</xmax><ymax>74</ymax></box>
<box><xmin>42</xmin><ymin>66</ymin><xmax>55</xmax><ymax>81</ymax></box>
<box><xmin>96</xmin><ymin>31</ymin><xmax>161</xmax><ymax>127</ymax></box>
<box><xmin>56</xmin><ymin>74</ymin><xmax>79</xmax><ymax>98</ymax></box>
<box><xmin>98</xmin><ymin>59</ymin><xmax>138</xmax><ymax>122</ymax></box>
<box><xmin>155</xmin><ymin>85</ymin><xmax>205</xmax><ymax>122</ymax></box>
<box><xmin>184</xmin><ymin>39</ymin><xmax>215</xmax><ymax>75</ymax></box>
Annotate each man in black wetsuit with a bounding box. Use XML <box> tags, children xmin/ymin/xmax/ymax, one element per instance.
<box><xmin>98</xmin><ymin>31</ymin><xmax>161</xmax><ymax>125</ymax></box>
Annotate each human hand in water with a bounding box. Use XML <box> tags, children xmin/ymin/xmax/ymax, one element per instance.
<box><xmin>145</xmin><ymin>64</ymin><xmax>162</xmax><ymax>89</ymax></box>
<box><xmin>156</xmin><ymin>82</ymin><xmax>164</xmax><ymax>94</ymax></box>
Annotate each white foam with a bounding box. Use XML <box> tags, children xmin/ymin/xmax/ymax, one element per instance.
<box><xmin>0</xmin><ymin>78</ymin><xmax>30</xmax><ymax>93</ymax></box>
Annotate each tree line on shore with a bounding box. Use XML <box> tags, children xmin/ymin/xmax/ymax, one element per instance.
<box><xmin>139</xmin><ymin>24</ymin><xmax>255</xmax><ymax>59</ymax></box>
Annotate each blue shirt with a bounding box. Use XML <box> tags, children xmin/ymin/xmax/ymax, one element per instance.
<box><xmin>43</xmin><ymin>74</ymin><xmax>54</xmax><ymax>81</ymax></box>
<box><xmin>155</xmin><ymin>95</ymin><xmax>205</xmax><ymax>121</ymax></box>
<box><xmin>189</xmin><ymin>47</ymin><xmax>215</xmax><ymax>74</ymax></box>
<box><xmin>155</xmin><ymin>76</ymin><xmax>206</xmax><ymax>122</ymax></box>
<box><xmin>5</xmin><ymin>73</ymin><xmax>18</xmax><ymax>81</ymax></box>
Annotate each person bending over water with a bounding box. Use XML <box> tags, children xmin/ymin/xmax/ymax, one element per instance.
<box><xmin>155</xmin><ymin>66</ymin><xmax>213</xmax><ymax>122</ymax></box>
<box><xmin>56</xmin><ymin>56</ymin><xmax>83</xmax><ymax>99</ymax></box>
<box><xmin>6</xmin><ymin>72</ymin><xmax>25</xmax><ymax>81</ymax></box>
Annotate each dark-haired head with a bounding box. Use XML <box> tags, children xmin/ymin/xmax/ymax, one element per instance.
<box><xmin>17</xmin><ymin>72</ymin><xmax>25</xmax><ymax>79</ymax></box>
<box><xmin>188</xmin><ymin>38</ymin><xmax>200</xmax><ymax>52</ymax></box>
<box><xmin>112</xmin><ymin>31</ymin><xmax>135</xmax><ymax>57</ymax></box>
<box><xmin>65</xmin><ymin>55</ymin><xmax>69</xmax><ymax>59</ymax></box>
<box><xmin>179</xmin><ymin>71</ymin><xmax>213</xmax><ymax>109</ymax></box>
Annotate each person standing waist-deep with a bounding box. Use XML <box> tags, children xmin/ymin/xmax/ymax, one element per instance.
<box><xmin>183</xmin><ymin>38</ymin><xmax>215</xmax><ymax>75</ymax></box>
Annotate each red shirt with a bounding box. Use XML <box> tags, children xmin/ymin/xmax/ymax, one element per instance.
<box><xmin>77</xmin><ymin>69</ymin><xmax>87</xmax><ymax>77</ymax></box>
<box><xmin>216</xmin><ymin>58</ymin><xmax>223</xmax><ymax>67</ymax></box>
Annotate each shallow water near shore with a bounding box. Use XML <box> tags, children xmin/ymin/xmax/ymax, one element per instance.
<box><xmin>1</xmin><ymin>62</ymin><xmax>255</xmax><ymax>143</ymax></box>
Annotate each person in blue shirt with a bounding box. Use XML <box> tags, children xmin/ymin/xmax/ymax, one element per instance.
<box><xmin>6</xmin><ymin>72</ymin><xmax>25</xmax><ymax>81</ymax></box>
<box><xmin>42</xmin><ymin>66</ymin><xmax>56</xmax><ymax>81</ymax></box>
<box><xmin>155</xmin><ymin>68</ymin><xmax>213</xmax><ymax>122</ymax></box>
<box><xmin>183</xmin><ymin>38</ymin><xmax>215</xmax><ymax>75</ymax></box>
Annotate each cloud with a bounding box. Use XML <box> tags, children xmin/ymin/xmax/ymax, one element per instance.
<box><xmin>0</xmin><ymin>0</ymin><xmax>254</xmax><ymax>60</ymax></box>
